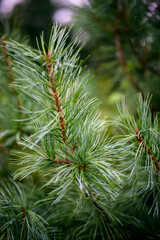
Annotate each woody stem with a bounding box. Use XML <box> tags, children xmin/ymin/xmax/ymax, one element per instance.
<box><xmin>115</xmin><ymin>1</ymin><xmax>144</xmax><ymax>98</ymax></box>
<box><xmin>1</xmin><ymin>35</ymin><xmax>22</xmax><ymax>120</ymax></box>
<box><xmin>136</xmin><ymin>128</ymin><xmax>159</xmax><ymax>172</ymax></box>
<box><xmin>45</xmin><ymin>52</ymin><xmax>67</xmax><ymax>142</ymax></box>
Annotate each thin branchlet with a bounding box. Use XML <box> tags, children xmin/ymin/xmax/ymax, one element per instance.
<box><xmin>92</xmin><ymin>198</ymin><xmax>114</xmax><ymax>240</ymax></box>
<box><xmin>115</xmin><ymin>1</ymin><xmax>144</xmax><ymax>97</ymax></box>
<box><xmin>44</xmin><ymin>51</ymin><xmax>89</xmax><ymax>171</ymax></box>
<box><xmin>55</xmin><ymin>158</ymin><xmax>73</xmax><ymax>165</ymax></box>
<box><xmin>91</xmin><ymin>2</ymin><xmax>144</xmax><ymax>97</ymax></box>
<box><xmin>1</xmin><ymin>35</ymin><xmax>14</xmax><ymax>86</ymax></box>
<box><xmin>53</xmin><ymin>157</ymin><xmax>90</xmax><ymax>171</ymax></box>
<box><xmin>44</xmin><ymin>50</ymin><xmax>67</xmax><ymax>143</ymax></box>
<box><xmin>22</xmin><ymin>207</ymin><xmax>26</xmax><ymax>219</ymax></box>
<box><xmin>20</xmin><ymin>207</ymin><xmax>25</xmax><ymax>240</ymax></box>
<box><xmin>2</xmin><ymin>229</ymin><xmax>7</xmax><ymax>240</ymax></box>
<box><xmin>136</xmin><ymin>128</ymin><xmax>159</xmax><ymax>172</ymax></box>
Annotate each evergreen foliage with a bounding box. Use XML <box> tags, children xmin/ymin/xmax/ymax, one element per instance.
<box><xmin>0</xmin><ymin>179</ymin><xmax>48</xmax><ymax>240</ymax></box>
<box><xmin>73</xmin><ymin>0</ymin><xmax>160</xmax><ymax>112</ymax></box>
<box><xmin>0</xmin><ymin>23</ymin><xmax>160</xmax><ymax>239</ymax></box>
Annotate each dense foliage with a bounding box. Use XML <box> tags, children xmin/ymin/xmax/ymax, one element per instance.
<box><xmin>0</xmin><ymin>1</ymin><xmax>160</xmax><ymax>239</ymax></box>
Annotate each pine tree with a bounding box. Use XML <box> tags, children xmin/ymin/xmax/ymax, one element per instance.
<box><xmin>0</xmin><ymin>24</ymin><xmax>160</xmax><ymax>239</ymax></box>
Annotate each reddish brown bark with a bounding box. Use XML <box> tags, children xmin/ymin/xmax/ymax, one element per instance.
<box><xmin>45</xmin><ymin>51</ymin><xmax>67</xmax><ymax>142</ymax></box>
<box><xmin>136</xmin><ymin>128</ymin><xmax>159</xmax><ymax>172</ymax></box>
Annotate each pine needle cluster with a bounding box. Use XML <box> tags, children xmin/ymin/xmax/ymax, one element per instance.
<box><xmin>0</xmin><ymin>24</ymin><xmax>160</xmax><ymax>239</ymax></box>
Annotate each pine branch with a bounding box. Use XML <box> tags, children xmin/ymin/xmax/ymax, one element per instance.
<box><xmin>89</xmin><ymin>1</ymin><xmax>144</xmax><ymax>97</ymax></box>
<box><xmin>114</xmin><ymin>95</ymin><xmax>160</xmax><ymax>215</ymax></box>
<box><xmin>136</xmin><ymin>128</ymin><xmax>159</xmax><ymax>172</ymax></box>
<box><xmin>1</xmin><ymin>35</ymin><xmax>22</xmax><ymax>120</ymax></box>
<box><xmin>55</xmin><ymin>157</ymin><xmax>73</xmax><ymax>165</ymax></box>
<box><xmin>2</xmin><ymin>229</ymin><xmax>7</xmax><ymax>240</ymax></box>
<box><xmin>130</xmin><ymin>39</ymin><xmax>160</xmax><ymax>77</ymax></box>
<box><xmin>44</xmin><ymin>50</ymin><xmax>76</xmax><ymax>168</ymax></box>
<box><xmin>115</xmin><ymin>1</ymin><xmax>144</xmax><ymax>97</ymax></box>
<box><xmin>91</xmin><ymin>198</ymin><xmax>114</xmax><ymax>240</ymax></box>
<box><xmin>91</xmin><ymin>14</ymin><xmax>114</xmax><ymax>32</ymax></box>
<box><xmin>119</xmin><ymin>5</ymin><xmax>160</xmax><ymax>79</ymax></box>
<box><xmin>44</xmin><ymin>50</ymin><xmax>67</xmax><ymax>143</ymax></box>
<box><xmin>0</xmin><ymin>179</ymin><xmax>49</xmax><ymax>239</ymax></box>
<box><xmin>1</xmin><ymin>35</ymin><xmax>15</xmax><ymax>87</ymax></box>
<box><xmin>6</xmin><ymin>25</ymin><xmax>124</xmax><ymax>238</ymax></box>
<box><xmin>54</xmin><ymin>157</ymin><xmax>89</xmax><ymax>171</ymax></box>
<box><xmin>20</xmin><ymin>207</ymin><xmax>25</xmax><ymax>240</ymax></box>
<box><xmin>44</xmin><ymin>46</ymin><xmax>91</xmax><ymax>171</ymax></box>
<box><xmin>91</xmin><ymin>13</ymin><xmax>130</xmax><ymax>33</ymax></box>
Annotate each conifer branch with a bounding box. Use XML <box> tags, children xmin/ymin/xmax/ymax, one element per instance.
<box><xmin>91</xmin><ymin>14</ymin><xmax>129</xmax><ymax>33</ymax></box>
<box><xmin>20</xmin><ymin>207</ymin><xmax>25</xmax><ymax>240</ymax></box>
<box><xmin>115</xmin><ymin>1</ymin><xmax>144</xmax><ymax>98</ymax></box>
<box><xmin>130</xmin><ymin>39</ymin><xmax>160</xmax><ymax>77</ymax></box>
<box><xmin>3</xmin><ymin>26</ymin><xmax>128</xmax><ymax>238</ymax></box>
<box><xmin>1</xmin><ymin>35</ymin><xmax>23</xmax><ymax>120</ymax></box>
<box><xmin>91</xmin><ymin>14</ymin><xmax>114</xmax><ymax>32</ymax></box>
<box><xmin>136</xmin><ymin>128</ymin><xmax>159</xmax><ymax>172</ymax></box>
<box><xmin>17</xmin><ymin>98</ymin><xmax>23</xmax><ymax>120</ymax></box>
<box><xmin>44</xmin><ymin>50</ymin><xmax>75</xmax><ymax>168</ymax></box>
<box><xmin>118</xmin><ymin>6</ymin><xmax>160</xmax><ymax>78</ymax></box>
<box><xmin>114</xmin><ymin>31</ymin><xmax>143</xmax><ymax>95</ymax></box>
<box><xmin>2</xmin><ymin>229</ymin><xmax>7</xmax><ymax>240</ymax></box>
<box><xmin>22</xmin><ymin>207</ymin><xmax>26</xmax><ymax>219</ymax></box>
<box><xmin>86</xmin><ymin>3</ymin><xmax>144</xmax><ymax>98</ymax></box>
<box><xmin>54</xmin><ymin>156</ymin><xmax>90</xmax><ymax>172</ymax></box>
<box><xmin>44</xmin><ymin>50</ymin><xmax>90</xmax><ymax>171</ymax></box>
<box><xmin>54</xmin><ymin>157</ymin><xmax>73</xmax><ymax>165</ymax></box>
<box><xmin>44</xmin><ymin>51</ymin><xmax>67</xmax><ymax>143</ymax></box>
<box><xmin>54</xmin><ymin>157</ymin><xmax>89</xmax><ymax>170</ymax></box>
<box><xmin>1</xmin><ymin>35</ymin><xmax>14</xmax><ymax>87</ymax></box>
<box><xmin>92</xmin><ymin>198</ymin><xmax>114</xmax><ymax>240</ymax></box>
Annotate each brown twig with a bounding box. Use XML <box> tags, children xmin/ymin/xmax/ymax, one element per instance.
<box><xmin>22</xmin><ymin>207</ymin><xmax>26</xmax><ymax>219</ymax></box>
<box><xmin>91</xmin><ymin>14</ymin><xmax>114</xmax><ymax>32</ymax></box>
<box><xmin>20</xmin><ymin>207</ymin><xmax>26</xmax><ymax>240</ymax></box>
<box><xmin>119</xmin><ymin>6</ymin><xmax>160</xmax><ymax>79</ymax></box>
<box><xmin>91</xmin><ymin>13</ymin><xmax>130</xmax><ymax>33</ymax></box>
<box><xmin>55</xmin><ymin>157</ymin><xmax>73</xmax><ymax>165</ymax></box>
<box><xmin>151</xmin><ymin>229</ymin><xmax>160</xmax><ymax>238</ymax></box>
<box><xmin>115</xmin><ymin>1</ymin><xmax>144</xmax><ymax>98</ymax></box>
<box><xmin>44</xmin><ymin>51</ymin><xmax>92</xmax><ymax>172</ymax></box>
<box><xmin>1</xmin><ymin>35</ymin><xmax>23</xmax><ymax>120</ymax></box>
<box><xmin>90</xmin><ymin>3</ymin><xmax>144</xmax><ymax>97</ymax></box>
<box><xmin>44</xmin><ymin>49</ymin><xmax>110</xmax><ymax>233</ymax></box>
<box><xmin>130</xmin><ymin>39</ymin><xmax>160</xmax><ymax>77</ymax></box>
<box><xmin>92</xmin><ymin>199</ymin><xmax>114</xmax><ymax>240</ymax></box>
<box><xmin>44</xmin><ymin>51</ymin><xmax>67</xmax><ymax>142</ymax></box>
<box><xmin>1</xmin><ymin>35</ymin><xmax>15</xmax><ymax>87</ymax></box>
<box><xmin>91</xmin><ymin>2</ymin><xmax>160</xmax><ymax>101</ymax></box>
<box><xmin>2</xmin><ymin>229</ymin><xmax>7</xmax><ymax>240</ymax></box>
<box><xmin>54</xmin><ymin>157</ymin><xmax>90</xmax><ymax>171</ymax></box>
<box><xmin>136</xmin><ymin>128</ymin><xmax>159</xmax><ymax>172</ymax></box>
